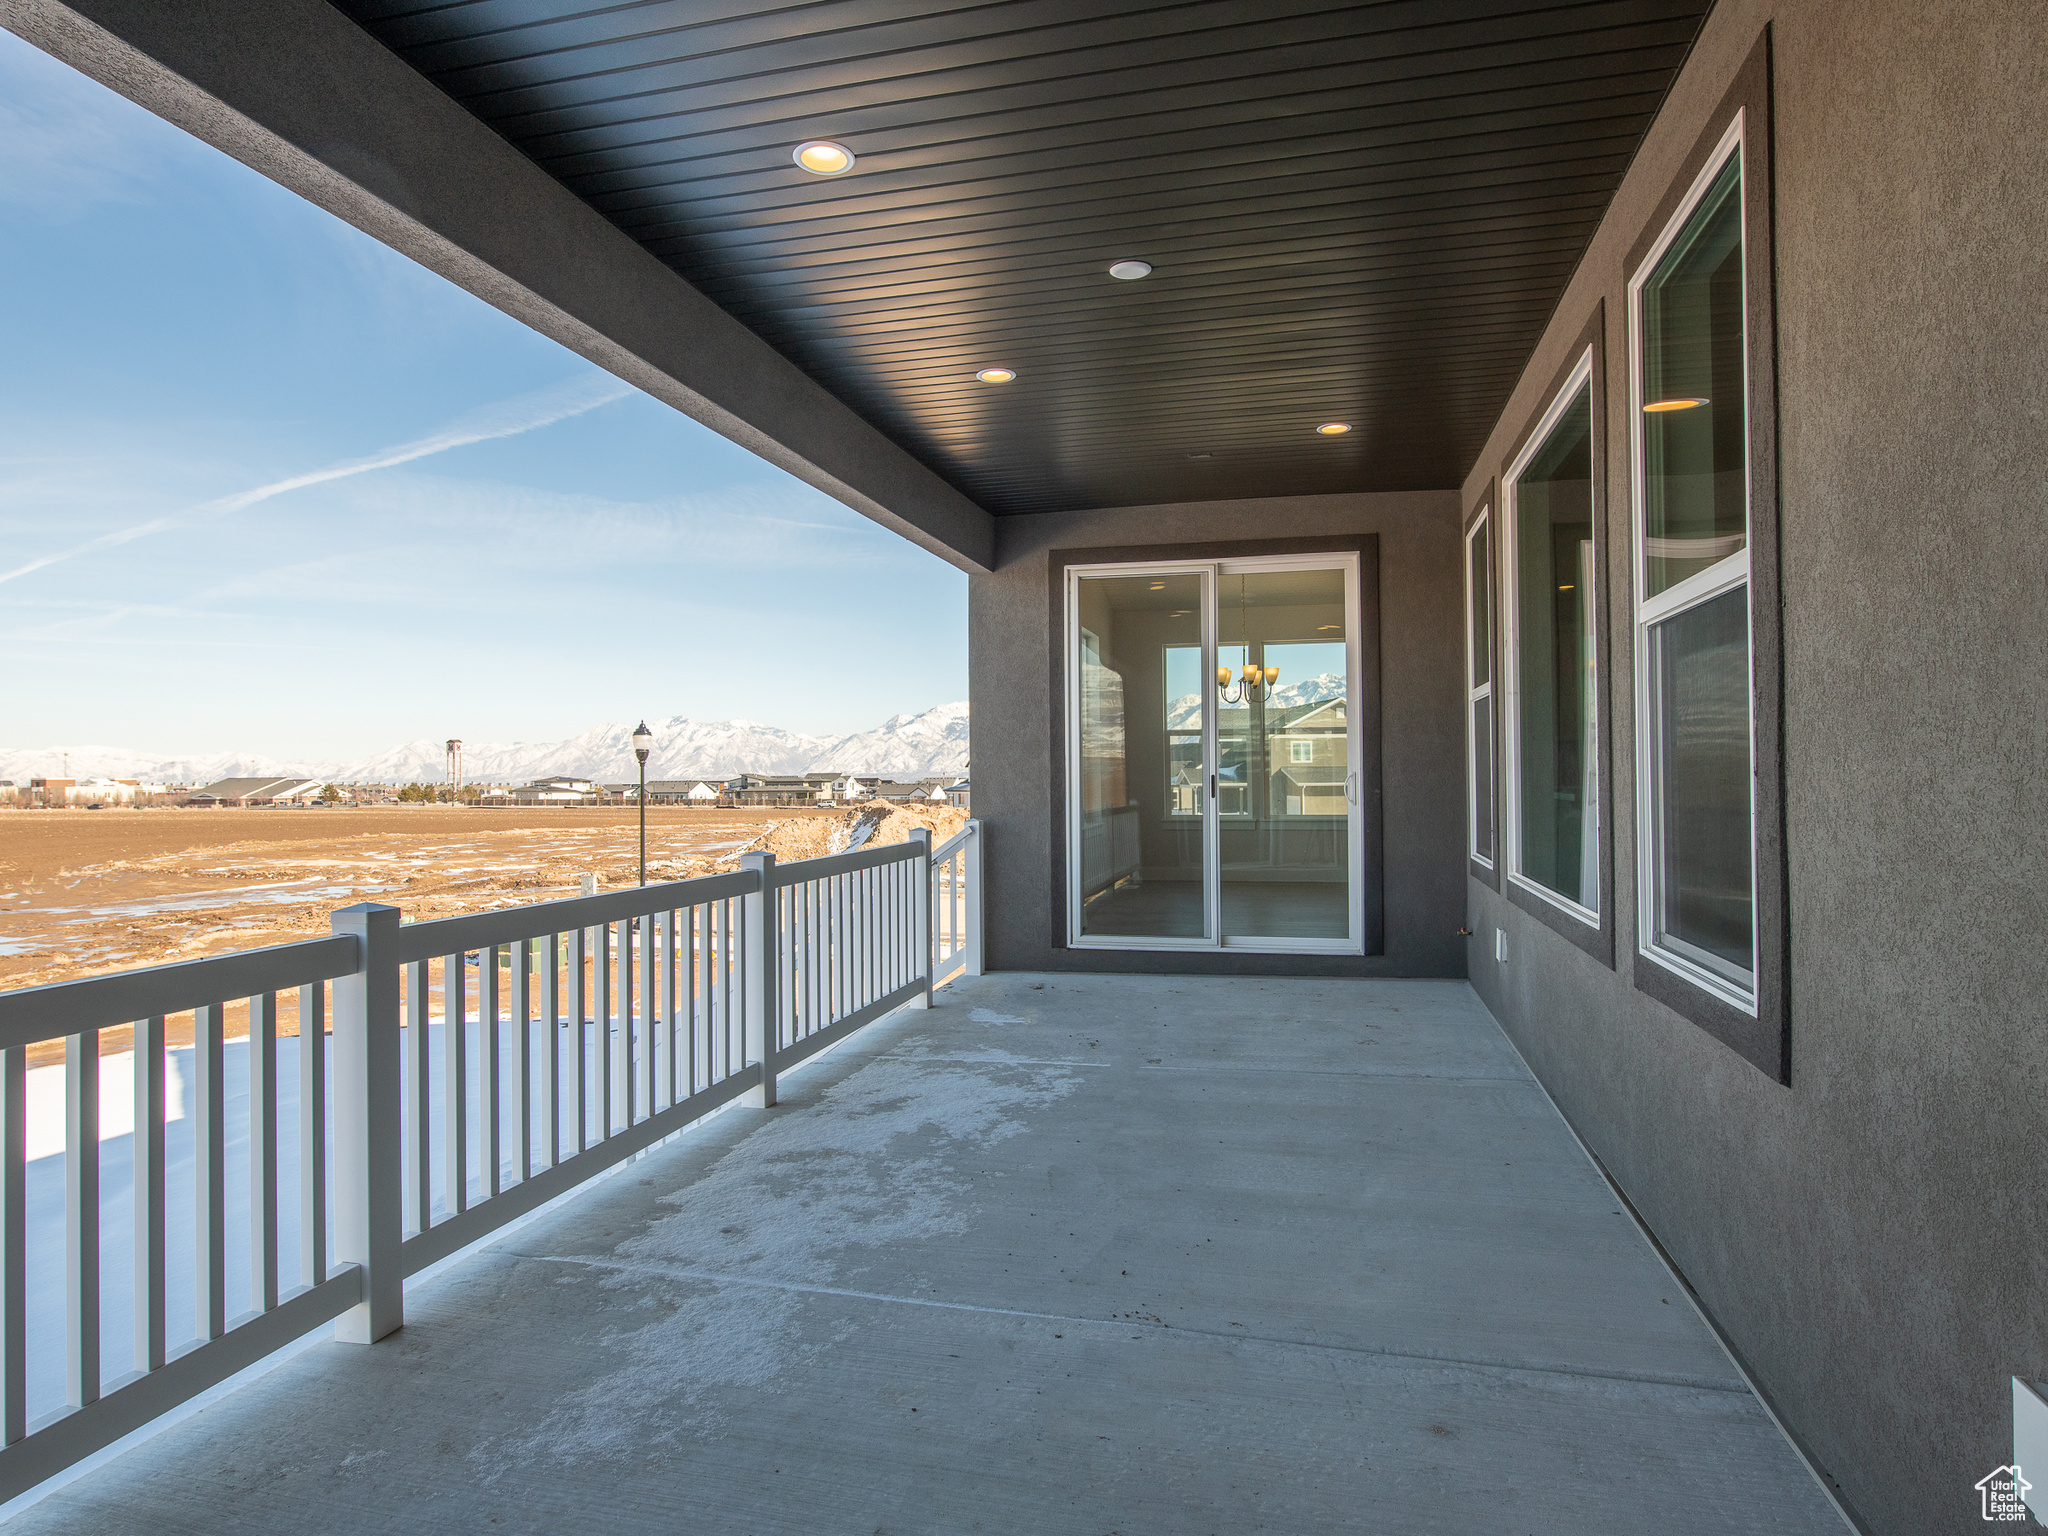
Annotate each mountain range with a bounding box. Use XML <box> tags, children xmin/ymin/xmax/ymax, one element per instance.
<box><xmin>0</xmin><ymin>702</ymin><xmax>969</xmax><ymax>787</ymax></box>
<box><xmin>1165</xmin><ymin>674</ymin><xmax>1346</xmax><ymax>730</ymax></box>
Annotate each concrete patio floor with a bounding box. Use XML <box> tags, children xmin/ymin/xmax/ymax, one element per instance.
<box><xmin>12</xmin><ymin>974</ymin><xmax>1844</xmax><ymax>1534</ymax></box>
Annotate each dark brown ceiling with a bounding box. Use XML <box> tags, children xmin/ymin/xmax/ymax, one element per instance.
<box><xmin>333</xmin><ymin>0</ymin><xmax>1710</xmax><ymax>515</ymax></box>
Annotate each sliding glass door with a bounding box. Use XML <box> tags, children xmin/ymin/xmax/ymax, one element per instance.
<box><xmin>1067</xmin><ymin>554</ymin><xmax>1363</xmax><ymax>953</ymax></box>
<box><xmin>1072</xmin><ymin>568</ymin><xmax>1209</xmax><ymax>940</ymax></box>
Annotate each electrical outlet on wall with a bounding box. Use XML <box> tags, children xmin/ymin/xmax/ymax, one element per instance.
<box><xmin>1495</xmin><ymin>929</ymin><xmax>1507</xmax><ymax>964</ymax></box>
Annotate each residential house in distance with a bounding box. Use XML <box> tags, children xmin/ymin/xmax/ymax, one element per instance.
<box><xmin>854</xmin><ymin>778</ymin><xmax>955</xmax><ymax>806</ymax></box>
<box><xmin>639</xmin><ymin>780</ymin><xmax>723</xmax><ymax>805</ymax></box>
<box><xmin>725</xmin><ymin>772</ymin><xmax>840</xmax><ymax>807</ymax></box>
<box><xmin>504</xmin><ymin>776</ymin><xmax>600</xmax><ymax>807</ymax></box>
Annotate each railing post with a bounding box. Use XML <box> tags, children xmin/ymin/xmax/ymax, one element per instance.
<box><xmin>910</xmin><ymin>828</ymin><xmax>932</xmax><ymax>1008</ymax></box>
<box><xmin>963</xmin><ymin>820</ymin><xmax>985</xmax><ymax>978</ymax></box>
<box><xmin>331</xmin><ymin>902</ymin><xmax>403</xmax><ymax>1343</ymax></box>
<box><xmin>740</xmin><ymin>852</ymin><xmax>777</xmax><ymax>1108</ymax></box>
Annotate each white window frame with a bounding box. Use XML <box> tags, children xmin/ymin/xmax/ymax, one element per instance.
<box><xmin>1500</xmin><ymin>346</ymin><xmax>1600</xmax><ymax>928</ymax></box>
<box><xmin>1628</xmin><ymin>112</ymin><xmax>1760</xmax><ymax>1014</ymax></box>
<box><xmin>1289</xmin><ymin>738</ymin><xmax>1314</xmax><ymax>765</ymax></box>
<box><xmin>1463</xmin><ymin>508</ymin><xmax>1495</xmax><ymax>871</ymax></box>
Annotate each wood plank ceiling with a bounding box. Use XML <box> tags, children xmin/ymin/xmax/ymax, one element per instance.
<box><xmin>334</xmin><ymin>0</ymin><xmax>1711</xmax><ymax>516</ymax></box>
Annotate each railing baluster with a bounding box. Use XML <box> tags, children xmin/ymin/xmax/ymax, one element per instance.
<box><xmin>781</xmin><ymin>886</ymin><xmax>794</xmax><ymax>1044</ymax></box>
<box><xmin>599</xmin><ymin>922</ymin><xmax>615</xmax><ymax>1140</ymax></box>
<box><xmin>687</xmin><ymin>906</ymin><xmax>701</xmax><ymax>1097</ymax></box>
<box><xmin>654</xmin><ymin>912</ymin><xmax>671</xmax><ymax>1112</ymax></box>
<box><xmin>513</xmin><ymin>939</ymin><xmax>532</xmax><ymax>1183</ymax></box>
<box><xmin>135</xmin><ymin>1015</ymin><xmax>166</xmax><ymax>1369</ymax></box>
<box><xmin>0</xmin><ymin>1044</ymin><xmax>22</xmax><ymax>1443</ymax></box>
<box><xmin>619</xmin><ymin>917</ymin><xmax>634</xmax><ymax>1127</ymax></box>
<box><xmin>481</xmin><ymin>945</ymin><xmax>501</xmax><ymax>1198</ymax></box>
<box><xmin>639</xmin><ymin>914</ymin><xmax>655</xmax><ymax>1123</ymax></box>
<box><xmin>250</xmin><ymin>992</ymin><xmax>279</xmax><ymax>1313</ymax></box>
<box><xmin>196</xmin><ymin>1002</ymin><xmax>226</xmax><ymax>1343</ymax></box>
<box><xmin>298</xmin><ymin>984</ymin><xmax>327</xmax><ymax>1287</ymax></box>
<box><xmin>544</xmin><ymin>934</ymin><xmax>561</xmax><ymax>1168</ymax></box>
<box><xmin>806</xmin><ymin>878</ymin><xmax>819</xmax><ymax>1036</ymax></box>
<box><xmin>855</xmin><ymin>870</ymin><xmax>868</xmax><ymax>1007</ymax></box>
<box><xmin>443</xmin><ymin>955</ymin><xmax>468</xmax><ymax>1216</ymax></box>
<box><xmin>714</xmin><ymin>901</ymin><xmax>729</xmax><ymax>1083</ymax></box>
<box><xmin>672</xmin><ymin>908</ymin><xmax>685</xmax><ymax>1104</ymax></box>
<box><xmin>65</xmin><ymin>1029</ymin><xmax>99</xmax><ymax>1407</ymax></box>
<box><xmin>571</xmin><ymin>926</ymin><xmax>588</xmax><ymax>1155</ymax></box>
<box><xmin>778</xmin><ymin>887</ymin><xmax>791</xmax><ymax>1046</ymax></box>
<box><xmin>404</xmin><ymin>960</ymin><xmax>429</xmax><ymax>1234</ymax></box>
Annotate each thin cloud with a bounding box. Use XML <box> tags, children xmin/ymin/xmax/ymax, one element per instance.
<box><xmin>0</xmin><ymin>372</ymin><xmax>634</xmax><ymax>587</ymax></box>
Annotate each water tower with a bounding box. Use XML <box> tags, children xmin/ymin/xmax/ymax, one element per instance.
<box><xmin>445</xmin><ymin>739</ymin><xmax>463</xmax><ymax>793</ymax></box>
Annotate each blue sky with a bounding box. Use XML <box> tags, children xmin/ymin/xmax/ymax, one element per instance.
<box><xmin>0</xmin><ymin>30</ymin><xmax>966</xmax><ymax>758</ymax></box>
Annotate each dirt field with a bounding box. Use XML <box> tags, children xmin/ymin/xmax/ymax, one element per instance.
<box><xmin>0</xmin><ymin>802</ymin><xmax>967</xmax><ymax>1003</ymax></box>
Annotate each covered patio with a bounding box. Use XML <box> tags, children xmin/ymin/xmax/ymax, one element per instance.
<box><xmin>12</xmin><ymin>974</ymin><xmax>1838</xmax><ymax>1534</ymax></box>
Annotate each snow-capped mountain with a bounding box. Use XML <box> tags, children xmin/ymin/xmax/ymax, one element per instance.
<box><xmin>810</xmin><ymin>702</ymin><xmax>969</xmax><ymax>780</ymax></box>
<box><xmin>0</xmin><ymin>703</ymin><xmax>971</xmax><ymax>787</ymax></box>
<box><xmin>1165</xmin><ymin>673</ymin><xmax>1346</xmax><ymax>730</ymax></box>
<box><xmin>0</xmin><ymin>746</ymin><xmax>315</xmax><ymax>785</ymax></box>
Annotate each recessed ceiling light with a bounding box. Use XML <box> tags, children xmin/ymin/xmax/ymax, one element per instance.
<box><xmin>1316</xmin><ymin>422</ymin><xmax>1353</xmax><ymax>435</ymax></box>
<box><xmin>1643</xmin><ymin>397</ymin><xmax>1709</xmax><ymax>412</ymax></box>
<box><xmin>793</xmin><ymin>139</ymin><xmax>855</xmax><ymax>176</ymax></box>
<box><xmin>976</xmin><ymin>367</ymin><xmax>1016</xmax><ymax>384</ymax></box>
<box><xmin>1109</xmin><ymin>260</ymin><xmax>1153</xmax><ymax>281</ymax></box>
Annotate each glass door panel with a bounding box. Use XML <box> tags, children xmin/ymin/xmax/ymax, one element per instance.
<box><xmin>1216</xmin><ymin>567</ymin><xmax>1352</xmax><ymax>942</ymax></box>
<box><xmin>1073</xmin><ymin>571</ymin><xmax>1208</xmax><ymax>940</ymax></box>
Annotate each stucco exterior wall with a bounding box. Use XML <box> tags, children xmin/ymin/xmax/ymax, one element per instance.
<box><xmin>1459</xmin><ymin>1</ymin><xmax>2048</xmax><ymax>1529</ymax></box>
<box><xmin>971</xmin><ymin>491</ymin><xmax>1465</xmax><ymax>978</ymax></box>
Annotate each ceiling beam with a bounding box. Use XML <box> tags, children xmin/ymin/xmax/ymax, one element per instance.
<box><xmin>0</xmin><ymin>0</ymin><xmax>996</xmax><ymax>573</ymax></box>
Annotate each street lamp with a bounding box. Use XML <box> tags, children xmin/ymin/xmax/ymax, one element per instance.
<box><xmin>631</xmin><ymin>721</ymin><xmax>654</xmax><ymax>886</ymax></box>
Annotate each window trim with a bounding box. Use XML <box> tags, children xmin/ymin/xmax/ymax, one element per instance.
<box><xmin>1501</xmin><ymin>344</ymin><xmax>1602</xmax><ymax>932</ymax></box>
<box><xmin>1621</xmin><ymin>28</ymin><xmax>1788</xmax><ymax>1083</ymax></box>
<box><xmin>1629</xmin><ymin>115</ymin><xmax>1757</xmax><ymax>1014</ymax></box>
<box><xmin>1487</xmin><ymin>307</ymin><xmax>1616</xmax><ymax>967</ymax></box>
<box><xmin>1462</xmin><ymin>496</ymin><xmax>1497</xmax><ymax>884</ymax></box>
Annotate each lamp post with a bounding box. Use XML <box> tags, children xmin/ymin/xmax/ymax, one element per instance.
<box><xmin>631</xmin><ymin>721</ymin><xmax>653</xmax><ymax>886</ymax></box>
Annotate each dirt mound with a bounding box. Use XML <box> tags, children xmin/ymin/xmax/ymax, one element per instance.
<box><xmin>715</xmin><ymin>799</ymin><xmax>968</xmax><ymax>872</ymax></box>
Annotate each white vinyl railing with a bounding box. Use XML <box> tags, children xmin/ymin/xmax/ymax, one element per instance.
<box><xmin>0</xmin><ymin>821</ymin><xmax>978</xmax><ymax>1500</ymax></box>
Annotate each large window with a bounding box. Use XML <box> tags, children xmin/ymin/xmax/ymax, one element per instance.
<box><xmin>1631</xmin><ymin>121</ymin><xmax>1756</xmax><ymax>1008</ymax></box>
<box><xmin>1464</xmin><ymin>509</ymin><xmax>1495</xmax><ymax>871</ymax></box>
<box><xmin>1504</xmin><ymin>354</ymin><xmax>1598</xmax><ymax>922</ymax></box>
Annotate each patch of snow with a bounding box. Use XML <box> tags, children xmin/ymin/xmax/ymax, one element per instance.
<box><xmin>966</xmin><ymin>1008</ymin><xmax>1027</xmax><ymax>1026</ymax></box>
